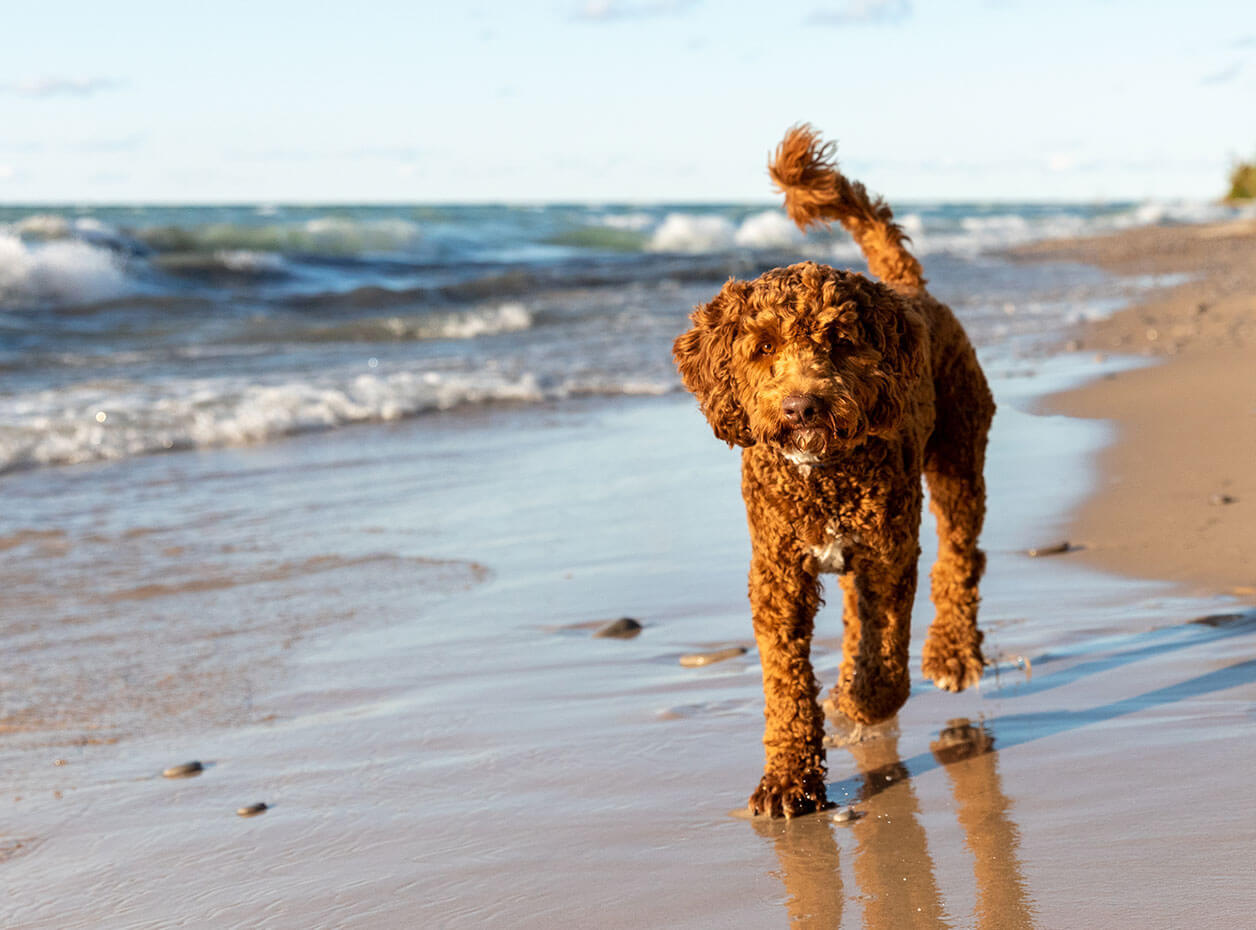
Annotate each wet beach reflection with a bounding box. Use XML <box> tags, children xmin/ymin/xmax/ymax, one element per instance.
<box><xmin>754</xmin><ymin>721</ymin><xmax>1035</xmax><ymax>929</ymax></box>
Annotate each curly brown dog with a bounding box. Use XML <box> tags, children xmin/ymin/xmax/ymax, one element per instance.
<box><xmin>673</xmin><ymin>125</ymin><xmax>995</xmax><ymax>818</ymax></box>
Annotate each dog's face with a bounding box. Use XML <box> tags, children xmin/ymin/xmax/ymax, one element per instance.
<box><xmin>673</xmin><ymin>262</ymin><xmax>927</xmax><ymax>460</ymax></box>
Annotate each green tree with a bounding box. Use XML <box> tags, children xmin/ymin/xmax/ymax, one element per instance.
<box><xmin>1228</xmin><ymin>157</ymin><xmax>1256</xmax><ymax>201</ymax></box>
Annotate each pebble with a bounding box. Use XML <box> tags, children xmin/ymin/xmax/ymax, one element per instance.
<box><xmin>832</xmin><ymin>806</ymin><xmax>860</xmax><ymax>823</ymax></box>
<box><xmin>1209</xmin><ymin>493</ymin><xmax>1237</xmax><ymax>506</ymax></box>
<box><xmin>236</xmin><ymin>802</ymin><xmax>268</xmax><ymax>817</ymax></box>
<box><xmin>593</xmin><ymin>617</ymin><xmax>643</xmax><ymax>639</ymax></box>
<box><xmin>162</xmin><ymin>761</ymin><xmax>204</xmax><ymax>779</ymax></box>
<box><xmin>1025</xmin><ymin>541</ymin><xmax>1071</xmax><ymax>557</ymax></box>
<box><xmin>679</xmin><ymin>646</ymin><xmax>747</xmax><ymax>668</ymax></box>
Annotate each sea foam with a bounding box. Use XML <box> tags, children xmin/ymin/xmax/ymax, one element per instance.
<box><xmin>0</xmin><ymin>361</ymin><xmax>676</xmax><ymax>473</ymax></box>
<box><xmin>646</xmin><ymin>210</ymin><xmax>802</xmax><ymax>253</ymax></box>
<box><xmin>0</xmin><ymin>233</ymin><xmax>129</xmax><ymax>304</ymax></box>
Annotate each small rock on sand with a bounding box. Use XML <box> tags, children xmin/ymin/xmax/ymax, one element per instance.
<box><xmin>1209</xmin><ymin>493</ymin><xmax>1237</xmax><ymax>506</ymax></box>
<box><xmin>593</xmin><ymin>617</ymin><xmax>643</xmax><ymax>639</ymax></box>
<box><xmin>162</xmin><ymin>761</ymin><xmax>204</xmax><ymax>779</ymax></box>
<box><xmin>832</xmin><ymin>806</ymin><xmax>861</xmax><ymax>823</ymax></box>
<box><xmin>236</xmin><ymin>802</ymin><xmax>268</xmax><ymax>817</ymax></box>
<box><xmin>679</xmin><ymin>646</ymin><xmax>747</xmax><ymax>668</ymax></box>
<box><xmin>1025</xmin><ymin>541</ymin><xmax>1071</xmax><ymax>557</ymax></box>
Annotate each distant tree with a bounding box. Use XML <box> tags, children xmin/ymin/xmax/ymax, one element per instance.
<box><xmin>1228</xmin><ymin>157</ymin><xmax>1256</xmax><ymax>201</ymax></box>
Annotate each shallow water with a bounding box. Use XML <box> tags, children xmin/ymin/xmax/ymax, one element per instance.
<box><xmin>3</xmin><ymin>372</ymin><xmax>1254</xmax><ymax>927</ymax></box>
<box><xmin>1</xmin><ymin>199</ymin><xmax>1237</xmax><ymax>474</ymax></box>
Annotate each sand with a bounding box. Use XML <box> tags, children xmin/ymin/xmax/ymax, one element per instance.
<box><xmin>3</xmin><ymin>224</ymin><xmax>1256</xmax><ymax>928</ymax></box>
<box><xmin>1015</xmin><ymin>220</ymin><xmax>1256</xmax><ymax>599</ymax></box>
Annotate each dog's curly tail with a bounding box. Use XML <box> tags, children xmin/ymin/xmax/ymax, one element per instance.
<box><xmin>770</xmin><ymin>124</ymin><xmax>925</xmax><ymax>294</ymax></box>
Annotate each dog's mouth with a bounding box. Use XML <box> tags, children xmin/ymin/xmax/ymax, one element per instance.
<box><xmin>776</xmin><ymin>415</ymin><xmax>866</xmax><ymax>464</ymax></box>
<box><xmin>776</xmin><ymin>425</ymin><xmax>834</xmax><ymax>465</ymax></box>
<box><xmin>788</xmin><ymin>426</ymin><xmax>828</xmax><ymax>454</ymax></box>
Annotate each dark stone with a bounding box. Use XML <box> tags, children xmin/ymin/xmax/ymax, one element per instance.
<box><xmin>593</xmin><ymin>617</ymin><xmax>643</xmax><ymax>639</ymax></box>
<box><xmin>1025</xmin><ymin>541</ymin><xmax>1071</xmax><ymax>557</ymax></box>
<box><xmin>162</xmin><ymin>761</ymin><xmax>204</xmax><ymax>779</ymax></box>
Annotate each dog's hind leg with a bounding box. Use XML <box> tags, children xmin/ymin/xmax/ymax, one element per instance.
<box><xmin>830</xmin><ymin>539</ymin><xmax>922</xmax><ymax>725</ymax></box>
<box><xmin>922</xmin><ymin>343</ymin><xmax>995</xmax><ymax>691</ymax></box>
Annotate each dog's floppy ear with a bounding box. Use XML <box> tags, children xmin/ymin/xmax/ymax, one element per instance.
<box><xmin>673</xmin><ymin>282</ymin><xmax>755</xmax><ymax>448</ymax></box>
<box><xmin>859</xmin><ymin>288</ymin><xmax>929</xmax><ymax>438</ymax></box>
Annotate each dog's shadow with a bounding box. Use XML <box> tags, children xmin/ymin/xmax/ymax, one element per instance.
<box><xmin>750</xmin><ymin>610</ymin><xmax>1256</xmax><ymax>928</ymax></box>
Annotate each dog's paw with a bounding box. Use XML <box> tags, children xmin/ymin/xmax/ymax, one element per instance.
<box><xmin>748</xmin><ymin>768</ymin><xmax>827</xmax><ymax>819</ymax></box>
<box><xmin>922</xmin><ymin>643</ymin><xmax>985</xmax><ymax>692</ymax></box>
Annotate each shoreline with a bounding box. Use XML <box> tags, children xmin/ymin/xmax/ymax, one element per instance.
<box><xmin>1012</xmin><ymin>219</ymin><xmax>1256</xmax><ymax>602</ymax></box>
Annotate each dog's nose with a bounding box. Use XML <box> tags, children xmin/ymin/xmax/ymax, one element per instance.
<box><xmin>782</xmin><ymin>393</ymin><xmax>824</xmax><ymax>426</ymax></box>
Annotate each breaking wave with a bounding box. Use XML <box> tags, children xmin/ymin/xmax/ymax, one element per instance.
<box><xmin>0</xmin><ymin>232</ymin><xmax>130</xmax><ymax>304</ymax></box>
<box><xmin>135</xmin><ymin>216</ymin><xmax>422</xmax><ymax>256</ymax></box>
<box><xmin>252</xmin><ymin>303</ymin><xmax>535</xmax><ymax>343</ymax></box>
<box><xmin>646</xmin><ymin>210</ymin><xmax>804</xmax><ymax>253</ymax></box>
<box><xmin>0</xmin><ymin>364</ymin><xmax>675</xmax><ymax>473</ymax></box>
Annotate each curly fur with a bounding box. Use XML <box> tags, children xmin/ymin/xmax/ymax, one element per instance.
<box><xmin>674</xmin><ymin>125</ymin><xmax>995</xmax><ymax>818</ymax></box>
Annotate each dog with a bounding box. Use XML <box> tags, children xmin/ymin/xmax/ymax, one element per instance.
<box><xmin>672</xmin><ymin>126</ymin><xmax>995</xmax><ymax>818</ymax></box>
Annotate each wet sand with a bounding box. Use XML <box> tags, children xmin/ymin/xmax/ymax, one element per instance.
<box><xmin>1015</xmin><ymin>220</ymin><xmax>1256</xmax><ymax>599</ymax></box>
<box><xmin>3</xmin><ymin>361</ymin><xmax>1256</xmax><ymax>928</ymax></box>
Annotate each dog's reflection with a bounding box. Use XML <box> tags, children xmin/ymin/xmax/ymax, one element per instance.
<box><xmin>752</xmin><ymin>721</ymin><xmax>1034</xmax><ymax>929</ymax></box>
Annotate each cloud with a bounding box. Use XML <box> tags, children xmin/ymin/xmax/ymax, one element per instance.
<box><xmin>1045</xmin><ymin>152</ymin><xmax>1078</xmax><ymax>174</ymax></box>
<box><xmin>571</xmin><ymin>0</ymin><xmax>698</xmax><ymax>22</ymax></box>
<box><xmin>72</xmin><ymin>134</ymin><xmax>145</xmax><ymax>154</ymax></box>
<box><xmin>808</xmin><ymin>0</ymin><xmax>912</xmax><ymax>26</ymax></box>
<box><xmin>1201</xmin><ymin>61</ymin><xmax>1244</xmax><ymax>85</ymax></box>
<box><xmin>1</xmin><ymin>76</ymin><xmax>123</xmax><ymax>98</ymax></box>
<box><xmin>343</xmin><ymin>145</ymin><xmax>423</xmax><ymax>161</ymax></box>
<box><xmin>0</xmin><ymin>164</ymin><xmax>13</xmax><ymax>180</ymax></box>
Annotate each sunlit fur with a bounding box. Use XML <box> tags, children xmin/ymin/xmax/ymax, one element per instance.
<box><xmin>673</xmin><ymin>125</ymin><xmax>995</xmax><ymax>819</ymax></box>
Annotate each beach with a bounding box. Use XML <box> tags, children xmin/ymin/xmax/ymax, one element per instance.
<box><xmin>3</xmin><ymin>205</ymin><xmax>1256</xmax><ymax>928</ymax></box>
<box><xmin>1020</xmin><ymin>221</ymin><xmax>1256</xmax><ymax>599</ymax></box>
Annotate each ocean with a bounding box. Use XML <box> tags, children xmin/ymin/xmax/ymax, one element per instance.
<box><xmin>4</xmin><ymin>198</ymin><xmax>1256</xmax><ymax>927</ymax></box>
<box><xmin>0</xmin><ymin>198</ymin><xmax>1243</xmax><ymax>474</ymax></box>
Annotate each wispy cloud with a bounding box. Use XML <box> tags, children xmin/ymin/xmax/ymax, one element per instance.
<box><xmin>1201</xmin><ymin>61</ymin><xmax>1244</xmax><ymax>85</ymax></box>
<box><xmin>808</xmin><ymin>0</ymin><xmax>912</xmax><ymax>26</ymax></box>
<box><xmin>0</xmin><ymin>164</ymin><xmax>14</xmax><ymax>181</ymax></box>
<box><xmin>571</xmin><ymin>0</ymin><xmax>698</xmax><ymax>22</ymax></box>
<box><xmin>1</xmin><ymin>76</ymin><xmax>124</xmax><ymax>98</ymax></box>
<box><xmin>72</xmin><ymin>134</ymin><xmax>146</xmax><ymax>154</ymax></box>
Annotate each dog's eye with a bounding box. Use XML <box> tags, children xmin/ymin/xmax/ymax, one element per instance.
<box><xmin>757</xmin><ymin>341</ymin><xmax>775</xmax><ymax>357</ymax></box>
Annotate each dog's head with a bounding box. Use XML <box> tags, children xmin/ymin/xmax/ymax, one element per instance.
<box><xmin>672</xmin><ymin>261</ymin><xmax>927</xmax><ymax>460</ymax></box>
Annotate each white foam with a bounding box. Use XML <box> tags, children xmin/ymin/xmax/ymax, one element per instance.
<box><xmin>647</xmin><ymin>213</ymin><xmax>737</xmax><ymax>253</ymax></box>
<box><xmin>14</xmin><ymin>214</ymin><xmax>72</xmax><ymax>240</ymax></box>
<box><xmin>596</xmin><ymin>212</ymin><xmax>654</xmax><ymax>231</ymax></box>
<box><xmin>427</xmin><ymin>302</ymin><xmax>532</xmax><ymax>339</ymax></box>
<box><xmin>301</xmin><ymin>216</ymin><xmax>420</xmax><ymax>253</ymax></box>
<box><xmin>0</xmin><ymin>361</ymin><xmax>677</xmax><ymax>473</ymax></box>
<box><xmin>214</xmin><ymin>250</ymin><xmax>287</xmax><ymax>274</ymax></box>
<box><xmin>0</xmin><ymin>233</ymin><xmax>129</xmax><ymax>304</ymax></box>
<box><xmin>733</xmin><ymin>210</ymin><xmax>802</xmax><ymax>249</ymax></box>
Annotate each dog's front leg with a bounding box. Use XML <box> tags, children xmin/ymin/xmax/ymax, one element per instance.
<box><xmin>831</xmin><ymin>538</ymin><xmax>921</xmax><ymax>725</ymax></box>
<box><xmin>746</xmin><ymin>546</ymin><xmax>827</xmax><ymax>818</ymax></box>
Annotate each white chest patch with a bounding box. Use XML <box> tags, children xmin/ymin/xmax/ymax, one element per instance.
<box><xmin>810</xmin><ymin>523</ymin><xmax>851</xmax><ymax>574</ymax></box>
<box><xmin>783</xmin><ymin>450</ymin><xmax>822</xmax><ymax>467</ymax></box>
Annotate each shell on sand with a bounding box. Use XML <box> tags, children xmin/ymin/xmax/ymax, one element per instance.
<box><xmin>679</xmin><ymin>646</ymin><xmax>748</xmax><ymax>668</ymax></box>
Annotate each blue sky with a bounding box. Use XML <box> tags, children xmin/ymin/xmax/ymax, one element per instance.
<box><xmin>1</xmin><ymin>0</ymin><xmax>1253</xmax><ymax>203</ymax></box>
